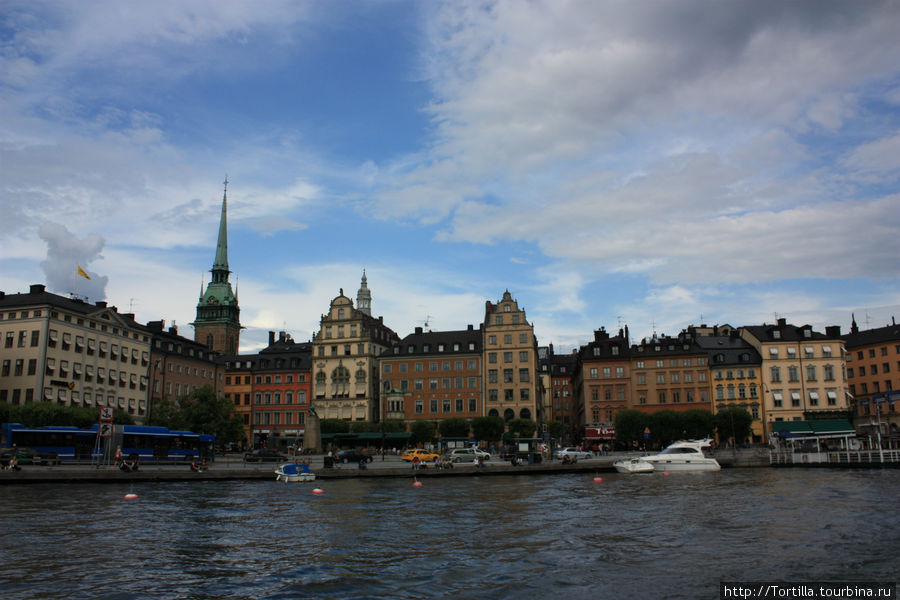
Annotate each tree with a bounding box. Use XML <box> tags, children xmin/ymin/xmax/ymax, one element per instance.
<box><xmin>321</xmin><ymin>419</ymin><xmax>350</xmax><ymax>434</ymax></box>
<box><xmin>350</xmin><ymin>421</ymin><xmax>378</xmax><ymax>433</ymax></box>
<box><xmin>715</xmin><ymin>407</ymin><xmax>753</xmax><ymax>444</ymax></box>
<box><xmin>649</xmin><ymin>410</ymin><xmax>681</xmax><ymax>446</ymax></box>
<box><xmin>147</xmin><ymin>396</ymin><xmax>186</xmax><ymax>430</ymax></box>
<box><xmin>615</xmin><ymin>410</ymin><xmax>651</xmax><ymax>446</ymax></box>
<box><xmin>380</xmin><ymin>419</ymin><xmax>406</xmax><ymax>433</ymax></box>
<box><xmin>438</xmin><ymin>418</ymin><xmax>470</xmax><ymax>439</ymax></box>
<box><xmin>179</xmin><ymin>385</ymin><xmax>244</xmax><ymax>444</ymax></box>
<box><xmin>547</xmin><ymin>419</ymin><xmax>567</xmax><ymax>440</ymax></box>
<box><xmin>471</xmin><ymin>416</ymin><xmax>505</xmax><ymax>443</ymax></box>
<box><xmin>0</xmin><ymin>402</ymin><xmax>133</xmax><ymax>428</ymax></box>
<box><xmin>681</xmin><ymin>409</ymin><xmax>716</xmax><ymax>440</ymax></box>
<box><xmin>410</xmin><ymin>420</ymin><xmax>436</xmax><ymax>445</ymax></box>
<box><xmin>507</xmin><ymin>418</ymin><xmax>537</xmax><ymax>438</ymax></box>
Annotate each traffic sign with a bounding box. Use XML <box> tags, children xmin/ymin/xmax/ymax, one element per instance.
<box><xmin>99</xmin><ymin>407</ymin><xmax>113</xmax><ymax>422</ymax></box>
<box><xmin>99</xmin><ymin>422</ymin><xmax>113</xmax><ymax>437</ymax></box>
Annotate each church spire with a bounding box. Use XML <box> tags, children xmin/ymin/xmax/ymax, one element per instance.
<box><xmin>212</xmin><ymin>176</ymin><xmax>229</xmax><ymax>280</ymax></box>
<box><xmin>357</xmin><ymin>269</ymin><xmax>372</xmax><ymax>316</ymax></box>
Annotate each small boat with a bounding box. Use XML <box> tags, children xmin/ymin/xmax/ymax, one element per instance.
<box><xmin>275</xmin><ymin>463</ymin><xmax>316</xmax><ymax>482</ymax></box>
<box><xmin>613</xmin><ymin>457</ymin><xmax>655</xmax><ymax>474</ymax></box>
<box><xmin>639</xmin><ymin>439</ymin><xmax>721</xmax><ymax>472</ymax></box>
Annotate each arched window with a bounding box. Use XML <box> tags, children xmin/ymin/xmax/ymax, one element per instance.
<box><xmin>519</xmin><ymin>408</ymin><xmax>531</xmax><ymax>419</ymax></box>
<box><xmin>488</xmin><ymin>409</ymin><xmax>499</xmax><ymax>417</ymax></box>
<box><xmin>355</xmin><ymin>368</ymin><xmax>366</xmax><ymax>383</ymax></box>
<box><xmin>315</xmin><ymin>371</ymin><xmax>326</xmax><ymax>384</ymax></box>
<box><xmin>338</xmin><ymin>308</ymin><xmax>345</xmax><ymax>319</ymax></box>
<box><xmin>503</xmin><ymin>408</ymin><xmax>515</xmax><ymax>421</ymax></box>
<box><xmin>332</xmin><ymin>366</ymin><xmax>350</xmax><ymax>397</ymax></box>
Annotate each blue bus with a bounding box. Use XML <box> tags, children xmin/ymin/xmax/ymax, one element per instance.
<box><xmin>1</xmin><ymin>423</ymin><xmax>215</xmax><ymax>462</ymax></box>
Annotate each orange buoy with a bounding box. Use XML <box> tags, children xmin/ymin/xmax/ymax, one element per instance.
<box><xmin>312</xmin><ymin>488</ymin><xmax>325</xmax><ymax>495</ymax></box>
<box><xmin>124</xmin><ymin>493</ymin><xmax>138</xmax><ymax>500</ymax></box>
<box><xmin>662</xmin><ymin>471</ymin><xmax>670</xmax><ymax>476</ymax></box>
<box><xmin>412</xmin><ymin>478</ymin><xmax>422</xmax><ymax>487</ymax></box>
<box><xmin>593</xmin><ymin>477</ymin><xmax>603</xmax><ymax>482</ymax></box>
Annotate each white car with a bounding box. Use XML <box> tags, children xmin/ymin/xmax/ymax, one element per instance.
<box><xmin>555</xmin><ymin>447</ymin><xmax>592</xmax><ymax>460</ymax></box>
<box><xmin>445</xmin><ymin>448</ymin><xmax>491</xmax><ymax>463</ymax></box>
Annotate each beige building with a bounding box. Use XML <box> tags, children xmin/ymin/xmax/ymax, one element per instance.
<box><xmin>483</xmin><ymin>291</ymin><xmax>540</xmax><ymax>423</ymax></box>
<box><xmin>311</xmin><ymin>277</ymin><xmax>399</xmax><ymax>421</ymax></box>
<box><xmin>0</xmin><ymin>284</ymin><xmax>151</xmax><ymax>418</ymax></box>
<box><xmin>741</xmin><ymin>319</ymin><xmax>848</xmax><ymax>439</ymax></box>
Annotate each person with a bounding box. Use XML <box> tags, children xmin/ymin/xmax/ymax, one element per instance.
<box><xmin>433</xmin><ymin>456</ymin><xmax>441</xmax><ymax>470</ymax></box>
<box><xmin>8</xmin><ymin>454</ymin><xmax>20</xmax><ymax>472</ymax></box>
<box><xmin>114</xmin><ymin>445</ymin><xmax>123</xmax><ymax>467</ymax></box>
<box><xmin>191</xmin><ymin>459</ymin><xmax>202</xmax><ymax>472</ymax></box>
<box><xmin>412</xmin><ymin>456</ymin><xmax>420</xmax><ymax>470</ymax></box>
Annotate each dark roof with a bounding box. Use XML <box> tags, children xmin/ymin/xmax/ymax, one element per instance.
<box><xmin>741</xmin><ymin>320</ymin><xmax>840</xmax><ymax>343</ymax></box>
<box><xmin>694</xmin><ymin>335</ymin><xmax>761</xmax><ymax>366</ymax></box>
<box><xmin>842</xmin><ymin>323</ymin><xmax>900</xmax><ymax>348</ymax></box>
<box><xmin>0</xmin><ymin>284</ymin><xmax>144</xmax><ymax>330</ymax></box>
<box><xmin>384</xmin><ymin>326</ymin><xmax>481</xmax><ymax>357</ymax></box>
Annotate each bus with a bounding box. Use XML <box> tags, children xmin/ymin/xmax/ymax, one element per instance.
<box><xmin>1</xmin><ymin>423</ymin><xmax>215</xmax><ymax>463</ymax></box>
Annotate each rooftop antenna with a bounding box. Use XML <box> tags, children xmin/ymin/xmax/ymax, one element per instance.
<box><xmin>864</xmin><ymin>309</ymin><xmax>871</xmax><ymax>329</ymax></box>
<box><xmin>128</xmin><ymin>298</ymin><xmax>137</xmax><ymax>313</ymax></box>
<box><xmin>616</xmin><ymin>315</ymin><xmax>624</xmax><ymax>329</ymax></box>
<box><xmin>421</xmin><ymin>315</ymin><xmax>434</xmax><ymax>329</ymax></box>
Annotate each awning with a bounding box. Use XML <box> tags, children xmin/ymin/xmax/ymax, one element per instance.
<box><xmin>772</xmin><ymin>420</ymin><xmax>854</xmax><ymax>437</ymax></box>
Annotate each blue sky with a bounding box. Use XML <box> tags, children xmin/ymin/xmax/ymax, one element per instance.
<box><xmin>2</xmin><ymin>0</ymin><xmax>899</xmax><ymax>354</ymax></box>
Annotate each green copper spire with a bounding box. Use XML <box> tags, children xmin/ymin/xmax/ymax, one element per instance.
<box><xmin>212</xmin><ymin>176</ymin><xmax>229</xmax><ymax>278</ymax></box>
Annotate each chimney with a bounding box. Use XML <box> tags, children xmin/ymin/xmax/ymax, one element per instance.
<box><xmin>777</xmin><ymin>318</ymin><xmax>787</xmax><ymax>327</ymax></box>
<box><xmin>30</xmin><ymin>284</ymin><xmax>46</xmax><ymax>294</ymax></box>
<box><xmin>415</xmin><ymin>326</ymin><xmax>423</xmax><ymax>335</ymax></box>
<box><xmin>95</xmin><ymin>301</ymin><xmax>107</xmax><ymax>308</ymax></box>
<box><xmin>169</xmin><ymin>325</ymin><xmax>178</xmax><ymax>335</ymax></box>
<box><xmin>146</xmin><ymin>320</ymin><xmax>164</xmax><ymax>332</ymax></box>
<box><xmin>825</xmin><ymin>325</ymin><xmax>841</xmax><ymax>338</ymax></box>
<box><xmin>268</xmin><ymin>331</ymin><xmax>275</xmax><ymax>346</ymax></box>
<box><xmin>467</xmin><ymin>324</ymin><xmax>474</xmax><ymax>331</ymax></box>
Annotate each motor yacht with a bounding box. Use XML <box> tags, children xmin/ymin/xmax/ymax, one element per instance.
<box><xmin>275</xmin><ymin>463</ymin><xmax>316</xmax><ymax>482</ymax></box>
<box><xmin>638</xmin><ymin>439</ymin><xmax>721</xmax><ymax>472</ymax></box>
<box><xmin>613</xmin><ymin>457</ymin><xmax>655</xmax><ymax>474</ymax></box>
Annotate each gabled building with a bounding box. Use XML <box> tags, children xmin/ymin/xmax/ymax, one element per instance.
<box><xmin>741</xmin><ymin>318</ymin><xmax>849</xmax><ymax>440</ymax></box>
<box><xmin>248</xmin><ymin>331</ymin><xmax>312</xmax><ymax>452</ymax></box>
<box><xmin>574</xmin><ymin>327</ymin><xmax>631</xmax><ymax>429</ymax></box>
<box><xmin>842</xmin><ymin>316</ymin><xmax>900</xmax><ymax>444</ymax></box>
<box><xmin>0</xmin><ymin>284</ymin><xmax>151</xmax><ymax>418</ymax></box>
<box><xmin>691</xmin><ymin>327</ymin><xmax>764</xmax><ymax>442</ymax></box>
<box><xmin>311</xmin><ymin>276</ymin><xmax>399</xmax><ymax>421</ymax></box>
<box><xmin>146</xmin><ymin>320</ymin><xmax>223</xmax><ymax>413</ymax></box>
<box><xmin>629</xmin><ymin>333</ymin><xmax>711</xmax><ymax>414</ymax></box>
<box><xmin>379</xmin><ymin>325</ymin><xmax>483</xmax><ymax>426</ymax></box>
<box><xmin>483</xmin><ymin>291</ymin><xmax>540</xmax><ymax>423</ymax></box>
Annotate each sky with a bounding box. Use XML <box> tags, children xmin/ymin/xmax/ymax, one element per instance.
<box><xmin>2</xmin><ymin>0</ymin><xmax>899</xmax><ymax>355</ymax></box>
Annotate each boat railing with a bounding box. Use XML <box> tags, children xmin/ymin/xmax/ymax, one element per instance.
<box><xmin>770</xmin><ymin>449</ymin><xmax>900</xmax><ymax>465</ymax></box>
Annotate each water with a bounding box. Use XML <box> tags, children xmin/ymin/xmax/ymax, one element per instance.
<box><xmin>1</xmin><ymin>469</ymin><xmax>897</xmax><ymax>599</ymax></box>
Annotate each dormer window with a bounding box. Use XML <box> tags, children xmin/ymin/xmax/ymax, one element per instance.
<box><xmin>772</xmin><ymin>330</ymin><xmax>781</xmax><ymax>339</ymax></box>
<box><xmin>504</xmin><ymin>304</ymin><xmax>511</xmax><ymax>312</ymax></box>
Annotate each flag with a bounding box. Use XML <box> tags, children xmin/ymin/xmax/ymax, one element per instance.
<box><xmin>77</xmin><ymin>265</ymin><xmax>91</xmax><ymax>280</ymax></box>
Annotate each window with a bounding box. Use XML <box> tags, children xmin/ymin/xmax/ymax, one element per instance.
<box><xmin>489</xmin><ymin>370</ymin><xmax>498</xmax><ymax>383</ymax></box>
<box><xmin>504</xmin><ymin>352</ymin><xmax>513</xmax><ymax>363</ymax></box>
<box><xmin>590</xmin><ymin>368</ymin><xmax>598</xmax><ymax>378</ymax></box>
<box><xmin>519</xmin><ymin>368</ymin><xmax>529</xmax><ymax>382</ymax></box>
<box><xmin>503</xmin><ymin>369</ymin><xmax>513</xmax><ymax>383</ymax></box>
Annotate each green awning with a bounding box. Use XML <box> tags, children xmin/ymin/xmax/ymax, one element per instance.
<box><xmin>771</xmin><ymin>420</ymin><xmax>854</xmax><ymax>436</ymax></box>
<box><xmin>808</xmin><ymin>420</ymin><xmax>854</xmax><ymax>434</ymax></box>
<box><xmin>771</xmin><ymin>421</ymin><xmax>813</xmax><ymax>434</ymax></box>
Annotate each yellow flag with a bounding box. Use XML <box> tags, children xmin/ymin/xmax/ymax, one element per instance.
<box><xmin>77</xmin><ymin>265</ymin><xmax>91</xmax><ymax>280</ymax></box>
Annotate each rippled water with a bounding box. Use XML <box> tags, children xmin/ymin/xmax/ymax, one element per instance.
<box><xmin>1</xmin><ymin>469</ymin><xmax>897</xmax><ymax>599</ymax></box>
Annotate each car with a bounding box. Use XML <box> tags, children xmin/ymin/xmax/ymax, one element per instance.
<box><xmin>243</xmin><ymin>448</ymin><xmax>287</xmax><ymax>462</ymax></box>
<box><xmin>554</xmin><ymin>447</ymin><xmax>592</xmax><ymax>461</ymax></box>
<box><xmin>0</xmin><ymin>447</ymin><xmax>60</xmax><ymax>466</ymax></box>
<box><xmin>401</xmin><ymin>448</ymin><xmax>441</xmax><ymax>462</ymax></box>
<box><xmin>336</xmin><ymin>449</ymin><xmax>373</xmax><ymax>464</ymax></box>
<box><xmin>444</xmin><ymin>448</ymin><xmax>491</xmax><ymax>463</ymax></box>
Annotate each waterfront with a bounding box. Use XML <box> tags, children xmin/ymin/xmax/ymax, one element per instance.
<box><xmin>1</xmin><ymin>469</ymin><xmax>897</xmax><ymax>600</ymax></box>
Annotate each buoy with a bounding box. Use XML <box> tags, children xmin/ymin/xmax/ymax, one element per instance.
<box><xmin>412</xmin><ymin>478</ymin><xmax>422</xmax><ymax>487</ymax></box>
<box><xmin>312</xmin><ymin>488</ymin><xmax>325</xmax><ymax>495</ymax></box>
<box><xmin>662</xmin><ymin>471</ymin><xmax>670</xmax><ymax>476</ymax></box>
<box><xmin>593</xmin><ymin>476</ymin><xmax>603</xmax><ymax>482</ymax></box>
<box><xmin>124</xmin><ymin>493</ymin><xmax>138</xmax><ymax>500</ymax></box>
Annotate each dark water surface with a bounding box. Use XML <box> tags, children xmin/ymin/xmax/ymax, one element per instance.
<box><xmin>1</xmin><ymin>469</ymin><xmax>897</xmax><ymax>599</ymax></box>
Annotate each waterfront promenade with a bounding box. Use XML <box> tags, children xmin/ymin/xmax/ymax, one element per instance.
<box><xmin>0</xmin><ymin>451</ymin><xmax>765</xmax><ymax>484</ymax></box>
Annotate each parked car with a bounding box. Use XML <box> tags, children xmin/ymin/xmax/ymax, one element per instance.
<box><xmin>401</xmin><ymin>448</ymin><xmax>441</xmax><ymax>462</ymax></box>
<box><xmin>0</xmin><ymin>447</ymin><xmax>60</xmax><ymax>466</ymax></box>
<box><xmin>444</xmin><ymin>448</ymin><xmax>491</xmax><ymax>463</ymax></box>
<box><xmin>554</xmin><ymin>447</ymin><xmax>592</xmax><ymax>461</ymax></box>
<box><xmin>336</xmin><ymin>449</ymin><xmax>374</xmax><ymax>464</ymax></box>
<box><xmin>243</xmin><ymin>448</ymin><xmax>287</xmax><ymax>462</ymax></box>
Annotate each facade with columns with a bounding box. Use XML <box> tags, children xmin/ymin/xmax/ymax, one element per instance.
<box><xmin>311</xmin><ymin>275</ymin><xmax>400</xmax><ymax>421</ymax></box>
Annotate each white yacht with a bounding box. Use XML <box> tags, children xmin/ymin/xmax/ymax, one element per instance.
<box><xmin>639</xmin><ymin>439</ymin><xmax>721</xmax><ymax>472</ymax></box>
<box><xmin>613</xmin><ymin>457</ymin><xmax>655</xmax><ymax>474</ymax></box>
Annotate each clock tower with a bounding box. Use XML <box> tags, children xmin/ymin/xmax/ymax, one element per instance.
<box><xmin>193</xmin><ymin>178</ymin><xmax>241</xmax><ymax>354</ymax></box>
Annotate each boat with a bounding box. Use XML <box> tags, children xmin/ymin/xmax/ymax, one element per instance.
<box><xmin>613</xmin><ymin>457</ymin><xmax>655</xmax><ymax>474</ymax></box>
<box><xmin>638</xmin><ymin>439</ymin><xmax>721</xmax><ymax>472</ymax></box>
<box><xmin>275</xmin><ymin>463</ymin><xmax>316</xmax><ymax>482</ymax></box>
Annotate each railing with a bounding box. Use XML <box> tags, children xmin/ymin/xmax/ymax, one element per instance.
<box><xmin>770</xmin><ymin>449</ymin><xmax>900</xmax><ymax>465</ymax></box>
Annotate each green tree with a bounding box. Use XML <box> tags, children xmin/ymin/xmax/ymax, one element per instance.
<box><xmin>547</xmin><ymin>419</ymin><xmax>566</xmax><ymax>440</ymax></box>
<box><xmin>0</xmin><ymin>403</ymin><xmax>133</xmax><ymax>428</ymax></box>
<box><xmin>507</xmin><ymin>418</ymin><xmax>537</xmax><ymax>438</ymax></box>
<box><xmin>179</xmin><ymin>385</ymin><xmax>245</xmax><ymax>444</ymax></box>
<box><xmin>649</xmin><ymin>410</ymin><xmax>681</xmax><ymax>446</ymax></box>
<box><xmin>350</xmin><ymin>421</ymin><xmax>379</xmax><ymax>433</ymax></box>
<box><xmin>715</xmin><ymin>407</ymin><xmax>753</xmax><ymax>444</ymax></box>
<box><xmin>615</xmin><ymin>410</ymin><xmax>651</xmax><ymax>445</ymax></box>
<box><xmin>471</xmin><ymin>416</ymin><xmax>505</xmax><ymax>443</ymax></box>
<box><xmin>321</xmin><ymin>419</ymin><xmax>351</xmax><ymax>434</ymax></box>
<box><xmin>147</xmin><ymin>396</ymin><xmax>186</xmax><ymax>430</ymax></box>
<box><xmin>410</xmin><ymin>420</ymin><xmax>436</xmax><ymax>445</ymax></box>
<box><xmin>380</xmin><ymin>419</ymin><xmax>406</xmax><ymax>433</ymax></box>
<box><xmin>438</xmin><ymin>417</ymin><xmax>470</xmax><ymax>439</ymax></box>
<box><xmin>681</xmin><ymin>409</ymin><xmax>716</xmax><ymax>440</ymax></box>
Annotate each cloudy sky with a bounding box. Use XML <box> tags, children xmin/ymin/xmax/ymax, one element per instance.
<box><xmin>2</xmin><ymin>0</ymin><xmax>899</xmax><ymax>354</ymax></box>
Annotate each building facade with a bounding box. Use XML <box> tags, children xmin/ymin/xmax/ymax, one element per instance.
<box><xmin>193</xmin><ymin>182</ymin><xmax>241</xmax><ymax>354</ymax></box>
<box><xmin>0</xmin><ymin>284</ymin><xmax>151</xmax><ymax>418</ymax></box>
<box><xmin>224</xmin><ymin>357</ymin><xmax>254</xmax><ymax>448</ymax></box>
<box><xmin>483</xmin><ymin>291</ymin><xmax>540</xmax><ymax>423</ymax></box>
<box><xmin>539</xmin><ymin>345</ymin><xmax>579</xmax><ymax>431</ymax></box>
<box><xmin>741</xmin><ymin>319</ymin><xmax>849</xmax><ymax>439</ymax></box>
<box><xmin>311</xmin><ymin>279</ymin><xmax>399</xmax><ymax>422</ymax></box>
<box><xmin>843</xmin><ymin>317</ymin><xmax>900</xmax><ymax>444</ymax></box>
<box><xmin>575</xmin><ymin>328</ymin><xmax>631</xmax><ymax>430</ymax></box>
<box><xmin>629</xmin><ymin>333</ymin><xmax>711</xmax><ymax>414</ymax></box>
<box><xmin>379</xmin><ymin>326</ymin><xmax>483</xmax><ymax>426</ymax></box>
